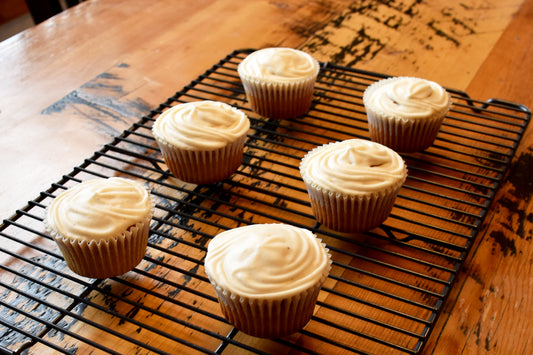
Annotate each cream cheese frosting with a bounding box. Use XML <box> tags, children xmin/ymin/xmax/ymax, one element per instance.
<box><xmin>46</xmin><ymin>177</ymin><xmax>152</xmax><ymax>242</ymax></box>
<box><xmin>300</xmin><ymin>139</ymin><xmax>406</xmax><ymax>195</ymax></box>
<box><xmin>152</xmin><ymin>101</ymin><xmax>250</xmax><ymax>150</ymax></box>
<box><xmin>364</xmin><ymin>77</ymin><xmax>450</xmax><ymax>119</ymax></box>
<box><xmin>238</xmin><ymin>47</ymin><xmax>319</xmax><ymax>82</ymax></box>
<box><xmin>204</xmin><ymin>224</ymin><xmax>331</xmax><ymax>299</ymax></box>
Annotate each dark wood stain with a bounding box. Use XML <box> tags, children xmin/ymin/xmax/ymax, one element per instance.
<box><xmin>499</xmin><ymin>196</ymin><xmax>532</xmax><ymax>240</ymax></box>
<box><xmin>333</xmin><ymin>27</ymin><xmax>387</xmax><ymax>67</ymax></box>
<box><xmin>489</xmin><ymin>230</ymin><xmax>517</xmax><ymax>257</ymax></box>
<box><xmin>487</xmin><ymin>150</ymin><xmax>533</xmax><ymax>254</ymax></box>
<box><xmin>300</xmin><ymin>0</ymin><xmax>483</xmax><ymax>68</ymax></box>
<box><xmin>427</xmin><ymin>19</ymin><xmax>460</xmax><ymax>47</ymax></box>
<box><xmin>41</xmin><ymin>63</ymin><xmax>153</xmax><ymax>138</ymax></box>
<box><xmin>507</xmin><ymin>150</ymin><xmax>533</xmax><ymax>201</ymax></box>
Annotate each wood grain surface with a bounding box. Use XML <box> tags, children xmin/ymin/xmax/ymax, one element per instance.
<box><xmin>1</xmin><ymin>0</ymin><xmax>532</xmax><ymax>353</ymax></box>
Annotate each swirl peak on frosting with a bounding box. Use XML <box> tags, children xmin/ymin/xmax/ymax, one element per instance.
<box><xmin>204</xmin><ymin>224</ymin><xmax>331</xmax><ymax>299</ymax></box>
<box><xmin>364</xmin><ymin>77</ymin><xmax>450</xmax><ymax>119</ymax></box>
<box><xmin>300</xmin><ymin>139</ymin><xmax>407</xmax><ymax>195</ymax></box>
<box><xmin>152</xmin><ymin>101</ymin><xmax>250</xmax><ymax>150</ymax></box>
<box><xmin>238</xmin><ymin>48</ymin><xmax>319</xmax><ymax>82</ymax></box>
<box><xmin>46</xmin><ymin>177</ymin><xmax>152</xmax><ymax>242</ymax></box>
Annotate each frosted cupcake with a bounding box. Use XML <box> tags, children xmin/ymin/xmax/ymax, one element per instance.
<box><xmin>44</xmin><ymin>177</ymin><xmax>153</xmax><ymax>279</ymax></box>
<box><xmin>363</xmin><ymin>77</ymin><xmax>451</xmax><ymax>152</ymax></box>
<box><xmin>152</xmin><ymin>101</ymin><xmax>250</xmax><ymax>184</ymax></box>
<box><xmin>204</xmin><ymin>223</ymin><xmax>331</xmax><ymax>338</ymax></box>
<box><xmin>238</xmin><ymin>47</ymin><xmax>320</xmax><ymax>119</ymax></box>
<box><xmin>300</xmin><ymin>139</ymin><xmax>407</xmax><ymax>233</ymax></box>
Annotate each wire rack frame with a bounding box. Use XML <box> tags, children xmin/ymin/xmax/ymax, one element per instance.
<box><xmin>0</xmin><ymin>49</ymin><xmax>530</xmax><ymax>354</ymax></box>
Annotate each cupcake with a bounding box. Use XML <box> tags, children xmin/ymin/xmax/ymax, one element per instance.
<box><xmin>363</xmin><ymin>76</ymin><xmax>451</xmax><ymax>152</ymax></box>
<box><xmin>204</xmin><ymin>223</ymin><xmax>331</xmax><ymax>338</ymax></box>
<box><xmin>300</xmin><ymin>139</ymin><xmax>407</xmax><ymax>233</ymax></box>
<box><xmin>152</xmin><ymin>100</ymin><xmax>250</xmax><ymax>184</ymax></box>
<box><xmin>44</xmin><ymin>177</ymin><xmax>153</xmax><ymax>279</ymax></box>
<box><xmin>238</xmin><ymin>47</ymin><xmax>320</xmax><ymax>119</ymax></box>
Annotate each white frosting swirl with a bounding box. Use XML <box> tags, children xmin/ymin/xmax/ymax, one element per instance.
<box><xmin>238</xmin><ymin>48</ymin><xmax>319</xmax><ymax>82</ymax></box>
<box><xmin>300</xmin><ymin>139</ymin><xmax>406</xmax><ymax>195</ymax></box>
<box><xmin>152</xmin><ymin>101</ymin><xmax>250</xmax><ymax>150</ymax></box>
<box><xmin>204</xmin><ymin>224</ymin><xmax>331</xmax><ymax>299</ymax></box>
<box><xmin>364</xmin><ymin>77</ymin><xmax>450</xmax><ymax>119</ymax></box>
<box><xmin>46</xmin><ymin>178</ymin><xmax>152</xmax><ymax>241</ymax></box>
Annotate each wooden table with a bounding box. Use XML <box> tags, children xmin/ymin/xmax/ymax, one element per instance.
<box><xmin>1</xmin><ymin>0</ymin><xmax>532</xmax><ymax>353</ymax></box>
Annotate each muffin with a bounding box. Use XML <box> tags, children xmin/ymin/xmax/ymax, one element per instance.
<box><xmin>204</xmin><ymin>223</ymin><xmax>331</xmax><ymax>338</ymax></box>
<box><xmin>152</xmin><ymin>100</ymin><xmax>250</xmax><ymax>184</ymax></box>
<box><xmin>363</xmin><ymin>76</ymin><xmax>451</xmax><ymax>152</ymax></box>
<box><xmin>238</xmin><ymin>47</ymin><xmax>320</xmax><ymax>119</ymax></box>
<box><xmin>300</xmin><ymin>139</ymin><xmax>407</xmax><ymax>233</ymax></box>
<box><xmin>44</xmin><ymin>177</ymin><xmax>153</xmax><ymax>279</ymax></box>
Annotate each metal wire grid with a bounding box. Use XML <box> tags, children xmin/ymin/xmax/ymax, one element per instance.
<box><xmin>0</xmin><ymin>49</ymin><xmax>530</xmax><ymax>354</ymax></box>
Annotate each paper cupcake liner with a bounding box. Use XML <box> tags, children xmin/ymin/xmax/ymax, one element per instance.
<box><xmin>366</xmin><ymin>110</ymin><xmax>446</xmax><ymax>152</ymax></box>
<box><xmin>304</xmin><ymin>183</ymin><xmax>402</xmax><ymax>233</ymax></box>
<box><xmin>239</xmin><ymin>74</ymin><xmax>317</xmax><ymax>119</ymax></box>
<box><xmin>52</xmin><ymin>213</ymin><xmax>152</xmax><ymax>279</ymax></box>
<box><xmin>211</xmin><ymin>272</ymin><xmax>327</xmax><ymax>338</ymax></box>
<box><xmin>156</xmin><ymin>135</ymin><xmax>247</xmax><ymax>184</ymax></box>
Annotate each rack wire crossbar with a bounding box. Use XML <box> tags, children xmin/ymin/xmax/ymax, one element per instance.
<box><xmin>0</xmin><ymin>49</ymin><xmax>530</xmax><ymax>354</ymax></box>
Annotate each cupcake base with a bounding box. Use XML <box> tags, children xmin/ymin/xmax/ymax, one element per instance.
<box><xmin>240</xmin><ymin>77</ymin><xmax>316</xmax><ymax>119</ymax></box>
<box><xmin>305</xmin><ymin>184</ymin><xmax>401</xmax><ymax>233</ymax></box>
<box><xmin>367</xmin><ymin>112</ymin><xmax>445</xmax><ymax>153</ymax></box>
<box><xmin>157</xmin><ymin>135</ymin><xmax>247</xmax><ymax>184</ymax></box>
<box><xmin>213</xmin><ymin>281</ymin><xmax>323</xmax><ymax>338</ymax></box>
<box><xmin>54</xmin><ymin>217</ymin><xmax>151</xmax><ymax>279</ymax></box>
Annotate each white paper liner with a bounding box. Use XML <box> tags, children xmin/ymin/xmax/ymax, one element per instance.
<box><xmin>210</xmin><ymin>268</ymin><xmax>329</xmax><ymax>338</ymax></box>
<box><xmin>303</xmin><ymin>182</ymin><xmax>403</xmax><ymax>233</ymax></box>
<box><xmin>239</xmin><ymin>70</ymin><xmax>318</xmax><ymax>119</ymax></box>
<box><xmin>155</xmin><ymin>134</ymin><xmax>247</xmax><ymax>184</ymax></box>
<box><xmin>52</xmin><ymin>213</ymin><xmax>152</xmax><ymax>279</ymax></box>
<box><xmin>366</xmin><ymin>109</ymin><xmax>446</xmax><ymax>152</ymax></box>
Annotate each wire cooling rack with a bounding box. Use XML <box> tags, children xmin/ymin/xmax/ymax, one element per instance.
<box><xmin>0</xmin><ymin>49</ymin><xmax>530</xmax><ymax>354</ymax></box>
